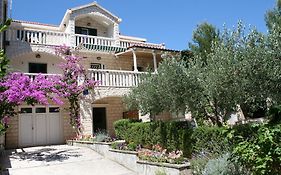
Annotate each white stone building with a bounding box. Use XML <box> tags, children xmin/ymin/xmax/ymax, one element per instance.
<box><xmin>3</xmin><ymin>2</ymin><xmax>178</xmax><ymax>148</ymax></box>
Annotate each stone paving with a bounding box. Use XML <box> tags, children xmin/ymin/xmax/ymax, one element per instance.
<box><xmin>0</xmin><ymin>145</ymin><xmax>137</xmax><ymax>175</ymax></box>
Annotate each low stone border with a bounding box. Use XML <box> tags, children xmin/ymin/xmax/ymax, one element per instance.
<box><xmin>67</xmin><ymin>140</ymin><xmax>191</xmax><ymax>175</ymax></box>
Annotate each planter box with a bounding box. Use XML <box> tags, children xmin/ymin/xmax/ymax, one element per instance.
<box><xmin>108</xmin><ymin>149</ymin><xmax>139</xmax><ymax>172</ymax></box>
<box><xmin>66</xmin><ymin>140</ymin><xmax>191</xmax><ymax>175</ymax></box>
<box><xmin>66</xmin><ymin>140</ymin><xmax>112</xmax><ymax>156</ymax></box>
<box><xmin>137</xmin><ymin>160</ymin><xmax>191</xmax><ymax>175</ymax></box>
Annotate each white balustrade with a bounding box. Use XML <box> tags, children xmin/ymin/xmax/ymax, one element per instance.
<box><xmin>7</xmin><ymin>28</ymin><xmax>165</xmax><ymax>50</ymax></box>
<box><xmin>88</xmin><ymin>69</ymin><xmax>145</xmax><ymax>87</ymax></box>
<box><xmin>24</xmin><ymin>73</ymin><xmax>61</xmax><ymax>81</ymax></box>
<box><xmin>7</xmin><ymin>29</ymin><xmax>70</xmax><ymax>46</ymax></box>
<box><xmin>75</xmin><ymin>34</ymin><xmax>115</xmax><ymax>47</ymax></box>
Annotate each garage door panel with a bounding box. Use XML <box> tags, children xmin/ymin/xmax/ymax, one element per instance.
<box><xmin>35</xmin><ymin>114</ymin><xmax>48</xmax><ymax>145</ymax></box>
<box><xmin>49</xmin><ymin>114</ymin><xmax>61</xmax><ymax>144</ymax></box>
<box><xmin>19</xmin><ymin>115</ymin><xmax>33</xmax><ymax>147</ymax></box>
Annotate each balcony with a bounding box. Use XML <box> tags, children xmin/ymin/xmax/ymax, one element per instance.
<box><xmin>88</xmin><ymin>69</ymin><xmax>146</xmax><ymax>87</ymax></box>
<box><xmin>6</xmin><ymin>28</ymin><xmax>165</xmax><ymax>51</ymax></box>
<box><xmin>24</xmin><ymin>73</ymin><xmax>61</xmax><ymax>81</ymax></box>
<box><xmin>24</xmin><ymin>70</ymin><xmax>145</xmax><ymax>88</ymax></box>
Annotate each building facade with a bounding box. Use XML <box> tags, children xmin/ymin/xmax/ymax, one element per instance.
<box><xmin>4</xmin><ymin>2</ymin><xmax>176</xmax><ymax>148</ymax></box>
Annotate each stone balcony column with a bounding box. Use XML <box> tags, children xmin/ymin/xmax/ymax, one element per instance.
<box><xmin>152</xmin><ymin>50</ymin><xmax>157</xmax><ymax>73</ymax></box>
<box><xmin>132</xmin><ymin>48</ymin><xmax>138</xmax><ymax>72</ymax></box>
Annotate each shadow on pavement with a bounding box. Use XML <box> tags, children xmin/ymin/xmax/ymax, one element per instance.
<box><xmin>8</xmin><ymin>147</ymin><xmax>82</xmax><ymax>162</ymax></box>
<box><xmin>0</xmin><ymin>146</ymin><xmax>83</xmax><ymax>173</ymax></box>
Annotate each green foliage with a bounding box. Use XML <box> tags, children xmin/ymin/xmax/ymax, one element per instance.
<box><xmin>114</xmin><ymin>119</ymin><xmax>193</xmax><ymax>157</ymax></box>
<box><xmin>191</xmin><ymin>126</ymin><xmax>229</xmax><ymax>157</ymax></box>
<box><xmin>190</xmin><ymin>157</ymin><xmax>210</xmax><ymax>175</ymax></box>
<box><xmin>0</xmin><ymin>19</ymin><xmax>11</xmax><ymax>33</ymax></box>
<box><xmin>189</xmin><ymin>22</ymin><xmax>220</xmax><ymax>64</ymax></box>
<box><xmin>0</xmin><ymin>123</ymin><xmax>6</xmax><ymax>135</ymax></box>
<box><xmin>231</xmin><ymin>124</ymin><xmax>281</xmax><ymax>175</ymax></box>
<box><xmin>93</xmin><ymin>131</ymin><xmax>111</xmax><ymax>142</ymax></box>
<box><xmin>0</xmin><ymin>19</ymin><xmax>12</xmax><ymax>78</ymax></box>
<box><xmin>127</xmin><ymin>142</ymin><xmax>137</xmax><ymax>151</ymax></box>
<box><xmin>0</xmin><ymin>50</ymin><xmax>9</xmax><ymax>78</ymax></box>
<box><xmin>265</xmin><ymin>0</ymin><xmax>281</xmax><ymax>31</ymax></box>
<box><xmin>113</xmin><ymin>119</ymin><xmax>132</xmax><ymax>139</ymax></box>
<box><xmin>202</xmin><ymin>153</ymin><xmax>251</xmax><ymax>175</ymax></box>
<box><xmin>155</xmin><ymin>169</ymin><xmax>167</xmax><ymax>175</ymax></box>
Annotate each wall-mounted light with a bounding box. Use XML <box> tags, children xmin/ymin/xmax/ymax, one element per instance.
<box><xmin>96</xmin><ymin>56</ymin><xmax>101</xmax><ymax>60</ymax></box>
<box><xmin>35</xmin><ymin>54</ymin><xmax>41</xmax><ymax>58</ymax></box>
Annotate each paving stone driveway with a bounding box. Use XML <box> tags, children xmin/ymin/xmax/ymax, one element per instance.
<box><xmin>0</xmin><ymin>145</ymin><xmax>137</xmax><ymax>175</ymax></box>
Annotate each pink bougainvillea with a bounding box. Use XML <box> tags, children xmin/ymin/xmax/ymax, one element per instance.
<box><xmin>0</xmin><ymin>72</ymin><xmax>64</xmax><ymax>132</ymax></box>
<box><xmin>55</xmin><ymin>45</ymin><xmax>99</xmax><ymax>133</ymax></box>
<box><xmin>0</xmin><ymin>45</ymin><xmax>98</xmax><ymax>135</ymax></box>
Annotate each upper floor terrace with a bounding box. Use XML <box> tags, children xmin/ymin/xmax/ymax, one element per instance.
<box><xmin>5</xmin><ymin>2</ymin><xmax>165</xmax><ymax>52</ymax></box>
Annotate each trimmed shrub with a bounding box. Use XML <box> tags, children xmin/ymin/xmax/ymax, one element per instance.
<box><xmin>113</xmin><ymin>119</ymin><xmax>193</xmax><ymax>157</ymax></box>
<box><xmin>191</xmin><ymin>126</ymin><xmax>229</xmax><ymax>157</ymax></box>
<box><xmin>114</xmin><ymin>119</ymin><xmax>142</xmax><ymax>140</ymax></box>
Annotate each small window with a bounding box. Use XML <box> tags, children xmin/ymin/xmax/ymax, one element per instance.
<box><xmin>90</xmin><ymin>63</ymin><xmax>104</xmax><ymax>69</ymax></box>
<box><xmin>20</xmin><ymin>108</ymin><xmax>32</xmax><ymax>113</ymax></box>
<box><xmin>49</xmin><ymin>107</ymin><xmax>60</xmax><ymax>113</ymax></box>
<box><xmin>29</xmin><ymin>63</ymin><xmax>47</xmax><ymax>73</ymax></box>
<box><xmin>36</xmin><ymin>107</ymin><xmax>46</xmax><ymax>113</ymax></box>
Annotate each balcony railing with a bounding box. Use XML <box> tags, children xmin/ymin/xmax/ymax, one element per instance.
<box><xmin>75</xmin><ymin>34</ymin><xmax>115</xmax><ymax>47</ymax></box>
<box><xmin>89</xmin><ymin>69</ymin><xmax>145</xmax><ymax>87</ymax></box>
<box><xmin>24</xmin><ymin>70</ymin><xmax>145</xmax><ymax>88</ymax></box>
<box><xmin>24</xmin><ymin>73</ymin><xmax>61</xmax><ymax>81</ymax></box>
<box><xmin>7</xmin><ymin>29</ymin><xmax>70</xmax><ymax>46</ymax></box>
<box><xmin>7</xmin><ymin>28</ymin><xmax>165</xmax><ymax>51</ymax></box>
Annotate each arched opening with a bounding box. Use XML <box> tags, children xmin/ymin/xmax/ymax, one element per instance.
<box><xmin>74</xmin><ymin>13</ymin><xmax>115</xmax><ymax>38</ymax></box>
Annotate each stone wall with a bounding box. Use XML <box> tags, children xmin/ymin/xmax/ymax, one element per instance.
<box><xmin>81</xmin><ymin>96</ymin><xmax>126</xmax><ymax>136</ymax></box>
<box><xmin>5</xmin><ymin>115</ymin><xmax>19</xmax><ymax>148</ymax></box>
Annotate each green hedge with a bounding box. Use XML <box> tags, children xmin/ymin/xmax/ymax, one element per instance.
<box><xmin>191</xmin><ymin>126</ymin><xmax>229</xmax><ymax>157</ymax></box>
<box><xmin>114</xmin><ymin>119</ymin><xmax>193</xmax><ymax>157</ymax></box>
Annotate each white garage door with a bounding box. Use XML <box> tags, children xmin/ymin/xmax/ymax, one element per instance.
<box><xmin>19</xmin><ymin>106</ymin><xmax>63</xmax><ymax>147</ymax></box>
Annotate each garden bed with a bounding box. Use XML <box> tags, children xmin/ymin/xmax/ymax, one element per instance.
<box><xmin>67</xmin><ymin>140</ymin><xmax>191</xmax><ymax>175</ymax></box>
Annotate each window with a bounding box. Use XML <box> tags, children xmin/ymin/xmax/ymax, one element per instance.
<box><xmin>20</xmin><ymin>108</ymin><xmax>32</xmax><ymax>113</ymax></box>
<box><xmin>29</xmin><ymin>63</ymin><xmax>47</xmax><ymax>73</ymax></box>
<box><xmin>75</xmin><ymin>26</ymin><xmax>97</xmax><ymax>36</ymax></box>
<box><xmin>90</xmin><ymin>63</ymin><xmax>105</xmax><ymax>69</ymax></box>
<box><xmin>35</xmin><ymin>108</ymin><xmax>46</xmax><ymax>113</ymax></box>
<box><xmin>49</xmin><ymin>107</ymin><xmax>60</xmax><ymax>113</ymax></box>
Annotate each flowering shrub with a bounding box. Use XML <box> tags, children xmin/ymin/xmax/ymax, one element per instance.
<box><xmin>55</xmin><ymin>45</ymin><xmax>99</xmax><ymax>133</ymax></box>
<box><xmin>111</xmin><ymin>142</ymin><xmax>140</xmax><ymax>151</ymax></box>
<box><xmin>0</xmin><ymin>73</ymin><xmax>64</xmax><ymax>131</ymax></box>
<box><xmin>138</xmin><ymin>144</ymin><xmax>185</xmax><ymax>164</ymax></box>
<box><xmin>73</xmin><ymin>134</ymin><xmax>94</xmax><ymax>141</ymax></box>
<box><xmin>54</xmin><ymin>44</ymin><xmax>70</xmax><ymax>56</ymax></box>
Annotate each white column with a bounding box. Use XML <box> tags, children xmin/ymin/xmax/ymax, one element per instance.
<box><xmin>152</xmin><ymin>50</ymin><xmax>158</xmax><ymax>73</ymax></box>
<box><xmin>132</xmin><ymin>48</ymin><xmax>138</xmax><ymax>72</ymax></box>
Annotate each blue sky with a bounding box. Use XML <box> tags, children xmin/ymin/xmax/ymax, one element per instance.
<box><xmin>12</xmin><ymin>0</ymin><xmax>276</xmax><ymax>50</ymax></box>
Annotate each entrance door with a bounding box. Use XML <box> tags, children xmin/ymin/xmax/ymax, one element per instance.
<box><xmin>92</xmin><ymin>107</ymin><xmax>107</xmax><ymax>133</ymax></box>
